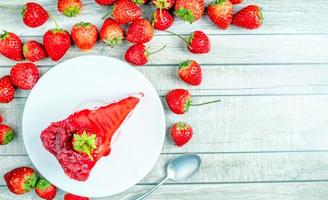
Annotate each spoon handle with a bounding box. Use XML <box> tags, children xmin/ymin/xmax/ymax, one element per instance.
<box><xmin>135</xmin><ymin>176</ymin><xmax>169</xmax><ymax>200</ymax></box>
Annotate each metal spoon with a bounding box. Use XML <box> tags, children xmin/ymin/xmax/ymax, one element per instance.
<box><xmin>135</xmin><ymin>154</ymin><xmax>201</xmax><ymax>200</ymax></box>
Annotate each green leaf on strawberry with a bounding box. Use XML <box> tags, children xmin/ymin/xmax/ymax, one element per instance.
<box><xmin>72</xmin><ymin>131</ymin><xmax>96</xmax><ymax>161</ymax></box>
<box><xmin>23</xmin><ymin>172</ymin><xmax>37</xmax><ymax>192</ymax></box>
<box><xmin>175</xmin><ymin>8</ymin><xmax>195</xmax><ymax>23</ymax></box>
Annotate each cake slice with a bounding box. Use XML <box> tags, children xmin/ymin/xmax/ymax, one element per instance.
<box><xmin>40</xmin><ymin>95</ymin><xmax>140</xmax><ymax>181</ymax></box>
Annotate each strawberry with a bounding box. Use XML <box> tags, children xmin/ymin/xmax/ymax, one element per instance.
<box><xmin>71</xmin><ymin>22</ymin><xmax>98</xmax><ymax>51</ymax></box>
<box><xmin>132</xmin><ymin>0</ymin><xmax>148</xmax><ymax>5</ymax></box>
<box><xmin>171</xmin><ymin>122</ymin><xmax>193</xmax><ymax>146</ymax></box>
<box><xmin>166</xmin><ymin>89</ymin><xmax>220</xmax><ymax>114</ymax></box>
<box><xmin>0</xmin><ymin>76</ymin><xmax>15</xmax><ymax>103</ymax></box>
<box><xmin>125</xmin><ymin>44</ymin><xmax>166</xmax><ymax>66</ymax></box>
<box><xmin>178</xmin><ymin>60</ymin><xmax>202</xmax><ymax>86</ymax></box>
<box><xmin>23</xmin><ymin>41</ymin><xmax>47</xmax><ymax>62</ymax></box>
<box><xmin>152</xmin><ymin>0</ymin><xmax>175</xmax><ymax>9</ymax></box>
<box><xmin>229</xmin><ymin>0</ymin><xmax>243</xmax><ymax>4</ymax></box>
<box><xmin>232</xmin><ymin>5</ymin><xmax>263</xmax><ymax>29</ymax></box>
<box><xmin>64</xmin><ymin>193</ymin><xmax>89</xmax><ymax>200</ymax></box>
<box><xmin>57</xmin><ymin>0</ymin><xmax>82</xmax><ymax>17</ymax></box>
<box><xmin>167</xmin><ymin>30</ymin><xmax>210</xmax><ymax>54</ymax></box>
<box><xmin>10</xmin><ymin>63</ymin><xmax>40</xmax><ymax>90</ymax></box>
<box><xmin>151</xmin><ymin>9</ymin><xmax>174</xmax><ymax>31</ymax></box>
<box><xmin>0</xmin><ymin>124</ymin><xmax>14</xmax><ymax>145</ymax></box>
<box><xmin>4</xmin><ymin>167</ymin><xmax>38</xmax><ymax>195</ymax></box>
<box><xmin>100</xmin><ymin>18</ymin><xmax>124</xmax><ymax>47</ymax></box>
<box><xmin>126</xmin><ymin>19</ymin><xmax>154</xmax><ymax>43</ymax></box>
<box><xmin>0</xmin><ymin>31</ymin><xmax>23</xmax><ymax>61</ymax></box>
<box><xmin>95</xmin><ymin>0</ymin><xmax>116</xmax><ymax>5</ymax></box>
<box><xmin>112</xmin><ymin>0</ymin><xmax>142</xmax><ymax>24</ymax></box>
<box><xmin>207</xmin><ymin>0</ymin><xmax>233</xmax><ymax>30</ymax></box>
<box><xmin>22</xmin><ymin>2</ymin><xmax>49</xmax><ymax>28</ymax></box>
<box><xmin>35</xmin><ymin>177</ymin><xmax>57</xmax><ymax>200</ymax></box>
<box><xmin>174</xmin><ymin>0</ymin><xmax>204</xmax><ymax>23</ymax></box>
<box><xmin>43</xmin><ymin>29</ymin><xmax>71</xmax><ymax>61</ymax></box>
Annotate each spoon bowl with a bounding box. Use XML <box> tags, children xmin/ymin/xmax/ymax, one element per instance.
<box><xmin>167</xmin><ymin>154</ymin><xmax>201</xmax><ymax>181</ymax></box>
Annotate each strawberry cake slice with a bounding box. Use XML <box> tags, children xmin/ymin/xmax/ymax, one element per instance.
<box><xmin>40</xmin><ymin>95</ymin><xmax>140</xmax><ymax>181</ymax></box>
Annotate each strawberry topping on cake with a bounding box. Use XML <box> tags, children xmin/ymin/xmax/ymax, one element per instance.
<box><xmin>40</xmin><ymin>95</ymin><xmax>140</xmax><ymax>181</ymax></box>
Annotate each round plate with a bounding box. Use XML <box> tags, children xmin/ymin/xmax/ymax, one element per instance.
<box><xmin>22</xmin><ymin>55</ymin><xmax>166</xmax><ymax>197</ymax></box>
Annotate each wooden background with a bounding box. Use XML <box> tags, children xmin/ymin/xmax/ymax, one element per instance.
<box><xmin>1</xmin><ymin>0</ymin><xmax>328</xmax><ymax>199</ymax></box>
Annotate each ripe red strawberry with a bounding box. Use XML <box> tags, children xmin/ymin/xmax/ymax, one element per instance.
<box><xmin>57</xmin><ymin>0</ymin><xmax>82</xmax><ymax>17</ymax></box>
<box><xmin>43</xmin><ymin>29</ymin><xmax>71</xmax><ymax>61</ymax></box>
<box><xmin>35</xmin><ymin>177</ymin><xmax>57</xmax><ymax>200</ymax></box>
<box><xmin>152</xmin><ymin>0</ymin><xmax>175</xmax><ymax>9</ymax></box>
<box><xmin>0</xmin><ymin>76</ymin><xmax>15</xmax><ymax>103</ymax></box>
<box><xmin>232</xmin><ymin>5</ymin><xmax>263</xmax><ymax>29</ymax></box>
<box><xmin>229</xmin><ymin>0</ymin><xmax>242</xmax><ymax>4</ymax></box>
<box><xmin>0</xmin><ymin>124</ymin><xmax>14</xmax><ymax>145</ymax></box>
<box><xmin>207</xmin><ymin>0</ymin><xmax>233</xmax><ymax>30</ymax></box>
<box><xmin>112</xmin><ymin>0</ymin><xmax>142</xmax><ymax>24</ymax></box>
<box><xmin>22</xmin><ymin>2</ymin><xmax>49</xmax><ymax>28</ymax></box>
<box><xmin>174</xmin><ymin>0</ymin><xmax>204</xmax><ymax>23</ymax></box>
<box><xmin>71</xmin><ymin>22</ymin><xmax>98</xmax><ymax>51</ymax></box>
<box><xmin>171</xmin><ymin>122</ymin><xmax>193</xmax><ymax>146</ymax></box>
<box><xmin>132</xmin><ymin>0</ymin><xmax>148</xmax><ymax>5</ymax></box>
<box><xmin>100</xmin><ymin>18</ymin><xmax>124</xmax><ymax>47</ymax></box>
<box><xmin>151</xmin><ymin>9</ymin><xmax>174</xmax><ymax>31</ymax></box>
<box><xmin>10</xmin><ymin>63</ymin><xmax>40</xmax><ymax>90</ymax></box>
<box><xmin>125</xmin><ymin>44</ymin><xmax>166</xmax><ymax>66</ymax></box>
<box><xmin>64</xmin><ymin>193</ymin><xmax>89</xmax><ymax>200</ymax></box>
<box><xmin>0</xmin><ymin>31</ymin><xmax>23</xmax><ymax>61</ymax></box>
<box><xmin>4</xmin><ymin>167</ymin><xmax>38</xmax><ymax>195</ymax></box>
<box><xmin>95</xmin><ymin>0</ymin><xmax>116</xmax><ymax>5</ymax></box>
<box><xmin>23</xmin><ymin>41</ymin><xmax>47</xmax><ymax>62</ymax></box>
<box><xmin>178</xmin><ymin>60</ymin><xmax>202</xmax><ymax>86</ymax></box>
<box><xmin>167</xmin><ymin>30</ymin><xmax>210</xmax><ymax>54</ymax></box>
<box><xmin>166</xmin><ymin>89</ymin><xmax>220</xmax><ymax>114</ymax></box>
<box><xmin>126</xmin><ymin>19</ymin><xmax>154</xmax><ymax>43</ymax></box>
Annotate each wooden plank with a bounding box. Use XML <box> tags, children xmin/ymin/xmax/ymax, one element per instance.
<box><xmin>0</xmin><ymin>35</ymin><xmax>328</xmax><ymax>66</ymax></box>
<box><xmin>1</xmin><ymin>182</ymin><xmax>328</xmax><ymax>200</ymax></box>
<box><xmin>1</xmin><ymin>64</ymin><xmax>328</xmax><ymax>97</ymax></box>
<box><xmin>1</xmin><ymin>152</ymin><xmax>328</xmax><ymax>186</ymax></box>
<box><xmin>2</xmin><ymin>94</ymin><xmax>328</xmax><ymax>155</ymax></box>
<box><xmin>1</xmin><ymin>0</ymin><xmax>328</xmax><ymax>35</ymax></box>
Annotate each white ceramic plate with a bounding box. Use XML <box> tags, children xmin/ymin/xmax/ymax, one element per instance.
<box><xmin>22</xmin><ymin>55</ymin><xmax>166</xmax><ymax>197</ymax></box>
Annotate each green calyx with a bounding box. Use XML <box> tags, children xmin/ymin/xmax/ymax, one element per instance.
<box><xmin>21</xmin><ymin>5</ymin><xmax>27</xmax><ymax>17</ymax></box>
<box><xmin>103</xmin><ymin>36</ymin><xmax>122</xmax><ymax>47</ymax></box>
<box><xmin>179</xmin><ymin>60</ymin><xmax>192</xmax><ymax>70</ymax></box>
<box><xmin>132</xmin><ymin>0</ymin><xmax>144</xmax><ymax>5</ymax></box>
<box><xmin>73</xmin><ymin>130</ymin><xmax>97</xmax><ymax>161</ymax></box>
<box><xmin>23</xmin><ymin>173</ymin><xmax>37</xmax><ymax>192</ymax></box>
<box><xmin>155</xmin><ymin>0</ymin><xmax>169</xmax><ymax>9</ymax></box>
<box><xmin>36</xmin><ymin>178</ymin><xmax>51</xmax><ymax>191</ymax></box>
<box><xmin>50</xmin><ymin>28</ymin><xmax>64</xmax><ymax>34</ymax></box>
<box><xmin>212</xmin><ymin>0</ymin><xmax>227</xmax><ymax>5</ymax></box>
<box><xmin>75</xmin><ymin>22</ymin><xmax>91</xmax><ymax>28</ymax></box>
<box><xmin>258</xmin><ymin>9</ymin><xmax>264</xmax><ymax>25</ymax></box>
<box><xmin>3</xmin><ymin>129</ymin><xmax>14</xmax><ymax>144</ymax></box>
<box><xmin>0</xmin><ymin>31</ymin><xmax>9</xmax><ymax>40</ymax></box>
<box><xmin>175</xmin><ymin>8</ymin><xmax>195</xmax><ymax>23</ymax></box>
<box><xmin>63</xmin><ymin>6</ymin><xmax>80</xmax><ymax>17</ymax></box>
<box><xmin>184</xmin><ymin>98</ymin><xmax>192</xmax><ymax>112</ymax></box>
<box><xmin>175</xmin><ymin>122</ymin><xmax>190</xmax><ymax>130</ymax></box>
<box><xmin>187</xmin><ymin>32</ymin><xmax>194</xmax><ymax>45</ymax></box>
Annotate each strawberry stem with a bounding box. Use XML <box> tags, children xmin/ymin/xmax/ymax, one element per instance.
<box><xmin>164</xmin><ymin>30</ymin><xmax>189</xmax><ymax>45</ymax></box>
<box><xmin>148</xmin><ymin>45</ymin><xmax>167</xmax><ymax>55</ymax></box>
<box><xmin>49</xmin><ymin>13</ymin><xmax>59</xmax><ymax>29</ymax></box>
<box><xmin>102</xmin><ymin>11</ymin><xmax>112</xmax><ymax>20</ymax></box>
<box><xmin>191</xmin><ymin>99</ymin><xmax>221</xmax><ymax>106</ymax></box>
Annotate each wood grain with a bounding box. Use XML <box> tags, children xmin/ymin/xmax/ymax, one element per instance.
<box><xmin>1</xmin><ymin>64</ymin><xmax>328</xmax><ymax>97</ymax></box>
<box><xmin>1</xmin><ymin>152</ymin><xmax>328</xmax><ymax>186</ymax></box>
<box><xmin>1</xmin><ymin>0</ymin><xmax>328</xmax><ymax>35</ymax></box>
<box><xmin>1</xmin><ymin>95</ymin><xmax>328</xmax><ymax>155</ymax></box>
<box><xmin>1</xmin><ymin>182</ymin><xmax>328</xmax><ymax>200</ymax></box>
<box><xmin>0</xmin><ymin>35</ymin><xmax>327</xmax><ymax>66</ymax></box>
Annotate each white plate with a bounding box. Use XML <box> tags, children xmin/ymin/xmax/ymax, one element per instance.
<box><xmin>22</xmin><ymin>55</ymin><xmax>166</xmax><ymax>197</ymax></box>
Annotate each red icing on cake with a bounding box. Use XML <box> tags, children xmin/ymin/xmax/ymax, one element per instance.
<box><xmin>40</xmin><ymin>96</ymin><xmax>140</xmax><ymax>181</ymax></box>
